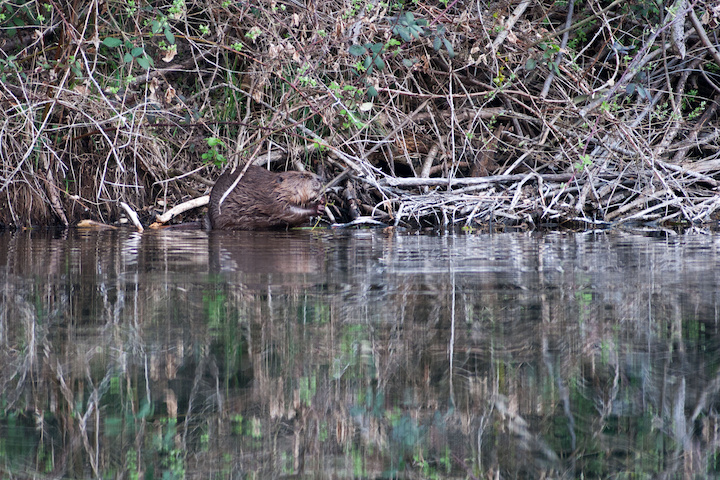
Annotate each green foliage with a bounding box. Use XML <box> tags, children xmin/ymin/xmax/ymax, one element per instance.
<box><xmin>231</xmin><ymin>414</ymin><xmax>244</xmax><ymax>435</ymax></box>
<box><xmin>391</xmin><ymin>12</ymin><xmax>454</xmax><ymax>57</ymax></box>
<box><xmin>687</xmin><ymin>100</ymin><xmax>707</xmax><ymax>120</ymax></box>
<box><xmin>349</xmin><ymin>41</ymin><xmax>387</xmax><ymax>74</ymax></box>
<box><xmin>493</xmin><ymin>66</ymin><xmax>513</xmax><ymax>87</ymax></box>
<box><xmin>525</xmin><ymin>42</ymin><xmax>560</xmax><ymax>74</ymax></box>
<box><xmin>0</xmin><ymin>2</ymin><xmax>51</xmax><ymax>36</ymax></box>
<box><xmin>201</xmin><ymin>137</ymin><xmax>228</xmax><ymax>167</ymax></box>
<box><xmin>348</xmin><ymin>9</ymin><xmax>454</xmax><ymax>81</ymax></box>
<box><xmin>245</xmin><ymin>26</ymin><xmax>262</xmax><ymax>41</ymax></box>
<box><xmin>97</xmin><ymin>3</ymin><xmax>185</xmax><ymax>80</ymax></box>
<box><xmin>203</xmin><ymin>289</ymin><xmax>228</xmax><ymax>328</ymax></box>
<box><xmin>574</xmin><ymin>154</ymin><xmax>592</xmax><ymax>172</ymax></box>
<box><xmin>148</xmin><ymin>16</ymin><xmax>176</xmax><ymax>45</ymax></box>
<box><xmin>0</xmin><ymin>55</ymin><xmax>21</xmax><ymax>84</ymax></box>
<box><xmin>102</xmin><ymin>37</ymin><xmax>154</xmax><ymax>71</ymax></box>
<box><xmin>566</xmin><ymin>20</ymin><xmax>595</xmax><ymax>51</ymax></box>
<box><xmin>414</xmin><ymin>446</ymin><xmax>450</xmax><ymax>479</ymax></box>
<box><xmin>125</xmin><ymin>0</ymin><xmax>138</xmax><ymax>16</ymax></box>
<box><xmin>431</xmin><ymin>25</ymin><xmax>454</xmax><ymax>58</ymax></box>
<box><xmin>67</xmin><ymin>55</ymin><xmax>83</xmax><ymax>78</ymax></box>
<box><xmin>329</xmin><ymin>81</ymin><xmax>371</xmax><ymax>129</ymax></box>
<box><xmin>627</xmin><ymin>0</ymin><xmax>662</xmax><ymax>21</ymax></box>
<box><xmin>156</xmin><ymin>419</ymin><xmax>186</xmax><ymax>479</ymax></box>
<box><xmin>683</xmin><ymin>89</ymin><xmax>707</xmax><ymax>120</ymax></box>
<box><xmin>102</xmin><ymin>37</ymin><xmax>123</xmax><ymax>49</ymax></box>
<box><xmin>600</xmin><ymin>100</ymin><xmax>613</xmax><ymax>114</ymax></box>
<box><xmin>706</xmin><ymin>63</ymin><xmax>720</xmax><ymax>74</ymax></box>
<box><xmin>297</xmin><ymin>64</ymin><xmax>317</xmax><ymax>87</ymax></box>
<box><xmin>626</xmin><ymin>82</ymin><xmax>650</xmax><ymax>101</ymax></box>
<box><xmin>125</xmin><ymin>448</ymin><xmax>141</xmax><ymax>480</ymax></box>
<box><xmin>126</xmin><ymin>45</ymin><xmax>153</xmax><ymax>70</ymax></box>
<box><xmin>393</xmin><ymin>12</ymin><xmax>427</xmax><ymax>42</ymax></box>
<box><xmin>168</xmin><ymin>0</ymin><xmax>186</xmax><ymax>18</ymax></box>
<box><xmin>344</xmin><ymin>0</ymin><xmax>370</xmax><ymax>18</ymax></box>
<box><xmin>299</xmin><ymin>376</ymin><xmax>317</xmax><ymax>406</ymax></box>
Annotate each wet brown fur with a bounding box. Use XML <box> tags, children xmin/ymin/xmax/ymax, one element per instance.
<box><xmin>209</xmin><ymin>165</ymin><xmax>324</xmax><ymax>230</ymax></box>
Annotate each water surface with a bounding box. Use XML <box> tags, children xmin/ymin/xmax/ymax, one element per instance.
<box><xmin>1</xmin><ymin>229</ymin><xmax>719</xmax><ymax>478</ymax></box>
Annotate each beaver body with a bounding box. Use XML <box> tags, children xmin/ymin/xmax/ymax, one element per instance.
<box><xmin>208</xmin><ymin>165</ymin><xmax>324</xmax><ymax>230</ymax></box>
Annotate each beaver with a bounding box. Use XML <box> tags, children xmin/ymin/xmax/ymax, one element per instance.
<box><xmin>208</xmin><ymin>165</ymin><xmax>325</xmax><ymax>230</ymax></box>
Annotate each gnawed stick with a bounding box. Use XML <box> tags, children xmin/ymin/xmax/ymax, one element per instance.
<box><xmin>154</xmin><ymin>195</ymin><xmax>209</xmax><ymax>224</ymax></box>
<box><xmin>119</xmin><ymin>202</ymin><xmax>144</xmax><ymax>232</ymax></box>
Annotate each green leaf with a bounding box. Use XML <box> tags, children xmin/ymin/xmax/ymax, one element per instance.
<box><xmin>395</xmin><ymin>25</ymin><xmax>412</xmax><ymax>42</ymax></box>
<box><xmin>131</xmin><ymin>47</ymin><xmax>144</xmax><ymax>57</ymax></box>
<box><xmin>136</xmin><ymin>56</ymin><xmax>150</xmax><ymax>70</ymax></box>
<box><xmin>402</xmin><ymin>58</ymin><xmax>416</xmax><ymax>67</ymax></box>
<box><xmin>363</xmin><ymin>56</ymin><xmax>374</xmax><ymax>74</ymax></box>
<box><xmin>525</xmin><ymin>57</ymin><xmax>537</xmax><ymax>70</ymax></box>
<box><xmin>123</xmin><ymin>53</ymin><xmax>133</xmax><ymax>63</ymax></box>
<box><xmin>433</xmin><ymin>36</ymin><xmax>441</xmax><ymax>51</ymax></box>
<box><xmin>102</xmin><ymin>37</ymin><xmax>123</xmax><ymax>48</ymax></box>
<box><xmin>165</xmin><ymin>29</ymin><xmax>175</xmax><ymax>45</ymax></box>
<box><xmin>404</xmin><ymin>12</ymin><xmax>415</xmax><ymax>24</ymax></box>
<box><xmin>442</xmin><ymin>38</ymin><xmax>454</xmax><ymax>57</ymax></box>
<box><xmin>373</xmin><ymin>56</ymin><xmax>385</xmax><ymax>70</ymax></box>
<box><xmin>207</xmin><ymin>137</ymin><xmax>225</xmax><ymax>148</ymax></box>
<box><xmin>349</xmin><ymin>44</ymin><xmax>366</xmax><ymax>56</ymax></box>
<box><xmin>367</xmin><ymin>85</ymin><xmax>378</xmax><ymax>97</ymax></box>
<box><xmin>369</xmin><ymin>42</ymin><xmax>383</xmax><ymax>54</ymax></box>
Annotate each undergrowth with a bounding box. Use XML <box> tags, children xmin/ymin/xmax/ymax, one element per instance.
<box><xmin>0</xmin><ymin>0</ymin><xmax>718</xmax><ymax>230</ymax></box>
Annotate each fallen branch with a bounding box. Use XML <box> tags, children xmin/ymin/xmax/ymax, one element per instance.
<box><xmin>154</xmin><ymin>195</ymin><xmax>210</xmax><ymax>224</ymax></box>
<box><xmin>119</xmin><ymin>202</ymin><xmax>144</xmax><ymax>232</ymax></box>
<box><xmin>381</xmin><ymin>173</ymin><xmax>580</xmax><ymax>188</ymax></box>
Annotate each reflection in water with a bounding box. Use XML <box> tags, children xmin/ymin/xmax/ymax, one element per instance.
<box><xmin>0</xmin><ymin>229</ymin><xmax>719</xmax><ymax>478</ymax></box>
<box><xmin>208</xmin><ymin>230</ymin><xmax>326</xmax><ymax>276</ymax></box>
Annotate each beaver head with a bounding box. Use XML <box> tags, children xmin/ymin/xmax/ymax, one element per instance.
<box><xmin>274</xmin><ymin>170</ymin><xmax>325</xmax><ymax>217</ymax></box>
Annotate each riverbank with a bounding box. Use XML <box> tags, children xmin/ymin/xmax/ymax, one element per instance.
<box><xmin>1</xmin><ymin>1</ymin><xmax>718</xmax><ymax>230</ymax></box>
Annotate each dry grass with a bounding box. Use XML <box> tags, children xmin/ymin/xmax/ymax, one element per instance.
<box><xmin>0</xmin><ymin>0</ymin><xmax>719</xmax><ymax>230</ymax></box>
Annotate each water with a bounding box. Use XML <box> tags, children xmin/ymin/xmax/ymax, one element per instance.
<box><xmin>1</xmin><ymin>229</ymin><xmax>719</xmax><ymax>478</ymax></box>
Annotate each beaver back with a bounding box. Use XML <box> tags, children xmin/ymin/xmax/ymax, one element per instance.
<box><xmin>209</xmin><ymin>166</ymin><xmax>323</xmax><ymax>230</ymax></box>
